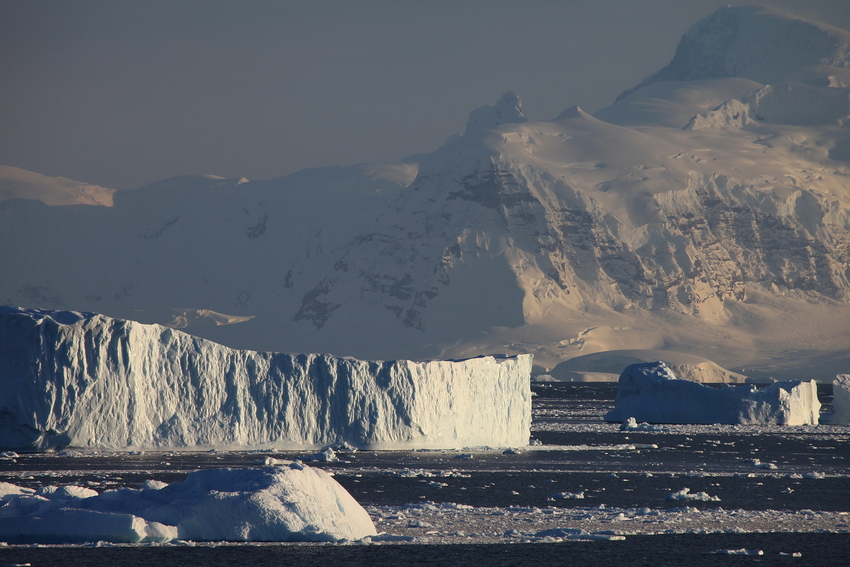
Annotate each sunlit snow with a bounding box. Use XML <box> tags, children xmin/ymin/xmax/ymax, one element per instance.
<box><xmin>0</xmin><ymin>464</ymin><xmax>376</xmax><ymax>543</ymax></box>
<box><xmin>0</xmin><ymin>307</ymin><xmax>531</xmax><ymax>450</ymax></box>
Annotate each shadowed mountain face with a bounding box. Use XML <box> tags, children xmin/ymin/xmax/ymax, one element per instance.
<box><xmin>2</xmin><ymin>6</ymin><xmax>850</xmax><ymax>378</ymax></box>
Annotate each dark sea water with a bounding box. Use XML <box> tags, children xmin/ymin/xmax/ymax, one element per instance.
<box><xmin>1</xmin><ymin>533</ymin><xmax>848</xmax><ymax>567</ymax></box>
<box><xmin>1</xmin><ymin>383</ymin><xmax>848</xmax><ymax>565</ymax></box>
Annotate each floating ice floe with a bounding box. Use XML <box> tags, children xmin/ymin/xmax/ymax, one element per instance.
<box><xmin>619</xmin><ymin>417</ymin><xmax>667</xmax><ymax>431</ymax></box>
<box><xmin>714</xmin><ymin>549</ymin><xmax>763</xmax><ymax>556</ymax></box>
<box><xmin>0</xmin><ymin>307</ymin><xmax>531</xmax><ymax>450</ymax></box>
<box><xmin>552</xmin><ymin>492</ymin><xmax>585</xmax><ymax>499</ymax></box>
<box><xmin>666</xmin><ymin>488</ymin><xmax>721</xmax><ymax>502</ymax></box>
<box><xmin>605</xmin><ymin>362</ymin><xmax>820</xmax><ymax>425</ymax></box>
<box><xmin>0</xmin><ymin>464</ymin><xmax>376</xmax><ymax>544</ymax></box>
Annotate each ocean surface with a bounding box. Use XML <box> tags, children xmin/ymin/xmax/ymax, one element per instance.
<box><xmin>1</xmin><ymin>382</ymin><xmax>848</xmax><ymax>565</ymax></box>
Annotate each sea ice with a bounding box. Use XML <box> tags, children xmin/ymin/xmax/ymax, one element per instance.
<box><xmin>666</xmin><ymin>488</ymin><xmax>720</xmax><ymax>502</ymax></box>
<box><xmin>0</xmin><ymin>464</ymin><xmax>376</xmax><ymax>543</ymax></box>
<box><xmin>0</xmin><ymin>307</ymin><xmax>531</xmax><ymax>450</ymax></box>
<box><xmin>604</xmin><ymin>362</ymin><xmax>821</xmax><ymax>425</ymax></box>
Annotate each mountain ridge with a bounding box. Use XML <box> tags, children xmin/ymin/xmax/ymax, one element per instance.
<box><xmin>3</xmin><ymin>5</ymin><xmax>850</xmax><ymax>380</ymax></box>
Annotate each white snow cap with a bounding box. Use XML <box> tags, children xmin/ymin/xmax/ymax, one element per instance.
<box><xmin>0</xmin><ymin>465</ymin><xmax>377</xmax><ymax>543</ymax></box>
<box><xmin>466</xmin><ymin>91</ymin><xmax>528</xmax><ymax>133</ymax></box>
<box><xmin>620</xmin><ymin>5</ymin><xmax>850</xmax><ymax>100</ymax></box>
<box><xmin>605</xmin><ymin>361</ymin><xmax>821</xmax><ymax>425</ymax></box>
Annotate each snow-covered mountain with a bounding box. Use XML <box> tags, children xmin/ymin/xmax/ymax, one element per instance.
<box><xmin>0</xmin><ymin>165</ymin><xmax>115</xmax><ymax>206</ymax></box>
<box><xmin>3</xmin><ymin>5</ymin><xmax>850</xmax><ymax>380</ymax></box>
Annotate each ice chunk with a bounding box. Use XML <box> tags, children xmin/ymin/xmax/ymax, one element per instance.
<box><xmin>0</xmin><ymin>465</ymin><xmax>376</xmax><ymax>543</ymax></box>
<box><xmin>0</xmin><ymin>307</ymin><xmax>531</xmax><ymax>450</ymax></box>
<box><xmin>715</xmin><ymin>549</ymin><xmax>763</xmax><ymax>556</ymax></box>
<box><xmin>666</xmin><ymin>488</ymin><xmax>720</xmax><ymax>502</ymax></box>
<box><xmin>604</xmin><ymin>362</ymin><xmax>820</xmax><ymax>425</ymax></box>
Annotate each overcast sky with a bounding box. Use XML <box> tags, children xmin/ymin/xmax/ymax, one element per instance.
<box><xmin>2</xmin><ymin>0</ymin><xmax>849</xmax><ymax>190</ymax></box>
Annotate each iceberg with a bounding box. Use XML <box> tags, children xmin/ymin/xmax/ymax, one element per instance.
<box><xmin>0</xmin><ymin>464</ymin><xmax>377</xmax><ymax>543</ymax></box>
<box><xmin>604</xmin><ymin>362</ymin><xmax>820</xmax><ymax>425</ymax></box>
<box><xmin>820</xmin><ymin>374</ymin><xmax>850</xmax><ymax>425</ymax></box>
<box><xmin>0</xmin><ymin>307</ymin><xmax>531</xmax><ymax>450</ymax></box>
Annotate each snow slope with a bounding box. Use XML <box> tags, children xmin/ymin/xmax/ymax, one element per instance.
<box><xmin>2</xmin><ymin>5</ymin><xmax>849</xmax><ymax>380</ymax></box>
<box><xmin>0</xmin><ymin>307</ymin><xmax>531</xmax><ymax>450</ymax></box>
<box><xmin>0</xmin><ymin>165</ymin><xmax>115</xmax><ymax>206</ymax></box>
<box><xmin>546</xmin><ymin>350</ymin><xmax>749</xmax><ymax>383</ymax></box>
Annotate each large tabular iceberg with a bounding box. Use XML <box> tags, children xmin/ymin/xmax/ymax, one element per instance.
<box><xmin>605</xmin><ymin>362</ymin><xmax>821</xmax><ymax>425</ymax></box>
<box><xmin>0</xmin><ymin>464</ymin><xmax>377</xmax><ymax>543</ymax></box>
<box><xmin>0</xmin><ymin>307</ymin><xmax>531</xmax><ymax>450</ymax></box>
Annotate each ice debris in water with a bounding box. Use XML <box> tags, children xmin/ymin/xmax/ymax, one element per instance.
<box><xmin>666</xmin><ymin>488</ymin><xmax>720</xmax><ymax>502</ymax></box>
<box><xmin>0</xmin><ymin>465</ymin><xmax>376</xmax><ymax>544</ymax></box>
<box><xmin>552</xmin><ymin>492</ymin><xmax>585</xmax><ymax>500</ymax></box>
<box><xmin>302</xmin><ymin>447</ymin><xmax>340</xmax><ymax>462</ymax></box>
<box><xmin>715</xmin><ymin>549</ymin><xmax>763</xmax><ymax>556</ymax></box>
<box><xmin>619</xmin><ymin>417</ymin><xmax>667</xmax><ymax>431</ymax></box>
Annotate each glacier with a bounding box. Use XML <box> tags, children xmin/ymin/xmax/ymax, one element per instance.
<box><xmin>604</xmin><ymin>362</ymin><xmax>821</xmax><ymax>426</ymax></box>
<box><xmin>0</xmin><ymin>464</ymin><xmax>377</xmax><ymax>543</ymax></box>
<box><xmin>0</xmin><ymin>307</ymin><xmax>532</xmax><ymax>450</ymax></box>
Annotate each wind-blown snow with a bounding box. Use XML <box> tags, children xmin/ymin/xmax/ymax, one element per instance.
<box><xmin>604</xmin><ymin>362</ymin><xmax>821</xmax><ymax>425</ymax></box>
<box><xmin>0</xmin><ymin>464</ymin><xmax>377</xmax><ymax>543</ymax></box>
<box><xmin>0</xmin><ymin>307</ymin><xmax>531</xmax><ymax>450</ymax></box>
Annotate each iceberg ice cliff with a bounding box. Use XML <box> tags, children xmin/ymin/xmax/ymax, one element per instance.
<box><xmin>0</xmin><ymin>307</ymin><xmax>531</xmax><ymax>450</ymax></box>
<box><xmin>605</xmin><ymin>362</ymin><xmax>821</xmax><ymax>425</ymax></box>
<box><xmin>820</xmin><ymin>374</ymin><xmax>850</xmax><ymax>425</ymax></box>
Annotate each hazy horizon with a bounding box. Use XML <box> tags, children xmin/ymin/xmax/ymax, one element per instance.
<box><xmin>2</xmin><ymin>0</ymin><xmax>849</xmax><ymax>190</ymax></box>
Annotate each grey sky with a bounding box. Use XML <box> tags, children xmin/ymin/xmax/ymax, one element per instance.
<box><xmin>1</xmin><ymin>0</ymin><xmax>849</xmax><ymax>190</ymax></box>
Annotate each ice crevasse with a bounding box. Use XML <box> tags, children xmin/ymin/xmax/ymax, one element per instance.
<box><xmin>0</xmin><ymin>307</ymin><xmax>532</xmax><ymax>450</ymax></box>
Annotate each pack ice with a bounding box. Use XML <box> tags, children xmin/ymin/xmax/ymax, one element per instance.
<box><xmin>605</xmin><ymin>362</ymin><xmax>821</xmax><ymax>425</ymax></box>
<box><xmin>0</xmin><ymin>307</ymin><xmax>531</xmax><ymax>450</ymax></box>
<box><xmin>0</xmin><ymin>463</ymin><xmax>377</xmax><ymax>543</ymax></box>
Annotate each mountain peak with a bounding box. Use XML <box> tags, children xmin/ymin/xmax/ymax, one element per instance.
<box><xmin>618</xmin><ymin>5</ymin><xmax>850</xmax><ymax>101</ymax></box>
<box><xmin>465</xmin><ymin>92</ymin><xmax>528</xmax><ymax>133</ymax></box>
<box><xmin>555</xmin><ymin>105</ymin><xmax>590</xmax><ymax>120</ymax></box>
